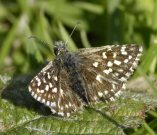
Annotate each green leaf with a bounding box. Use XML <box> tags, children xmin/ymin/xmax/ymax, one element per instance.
<box><xmin>74</xmin><ymin>1</ymin><xmax>104</xmax><ymax>14</ymax></box>
<box><xmin>0</xmin><ymin>76</ymin><xmax>157</xmax><ymax>134</ymax></box>
<box><xmin>140</xmin><ymin>36</ymin><xmax>157</xmax><ymax>74</ymax></box>
<box><xmin>44</xmin><ymin>0</ymin><xmax>88</xmax><ymax>29</ymax></box>
<box><xmin>80</xmin><ymin>30</ymin><xmax>91</xmax><ymax>48</ymax></box>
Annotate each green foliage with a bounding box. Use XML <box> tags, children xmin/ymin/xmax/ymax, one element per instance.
<box><xmin>0</xmin><ymin>0</ymin><xmax>157</xmax><ymax>134</ymax></box>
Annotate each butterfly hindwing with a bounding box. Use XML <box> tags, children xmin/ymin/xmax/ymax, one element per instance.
<box><xmin>28</xmin><ymin>61</ymin><xmax>83</xmax><ymax>117</ymax></box>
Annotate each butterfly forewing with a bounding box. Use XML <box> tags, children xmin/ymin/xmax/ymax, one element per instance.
<box><xmin>77</xmin><ymin>44</ymin><xmax>143</xmax><ymax>102</ymax></box>
<box><xmin>28</xmin><ymin>61</ymin><xmax>83</xmax><ymax>117</ymax></box>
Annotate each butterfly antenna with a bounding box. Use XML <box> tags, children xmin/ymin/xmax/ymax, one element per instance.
<box><xmin>65</xmin><ymin>22</ymin><xmax>80</xmax><ymax>45</ymax></box>
<box><xmin>28</xmin><ymin>36</ymin><xmax>52</xmax><ymax>47</ymax></box>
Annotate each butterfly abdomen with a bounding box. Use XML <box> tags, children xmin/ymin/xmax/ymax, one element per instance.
<box><xmin>61</xmin><ymin>52</ymin><xmax>88</xmax><ymax>104</ymax></box>
<box><xmin>69</xmin><ymin>71</ymin><xmax>88</xmax><ymax>104</ymax></box>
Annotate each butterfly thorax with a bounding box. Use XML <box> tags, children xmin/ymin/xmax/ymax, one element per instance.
<box><xmin>54</xmin><ymin>41</ymin><xmax>81</xmax><ymax>71</ymax></box>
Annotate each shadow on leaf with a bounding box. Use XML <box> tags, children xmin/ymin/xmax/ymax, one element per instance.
<box><xmin>1</xmin><ymin>75</ymin><xmax>52</xmax><ymax>116</ymax></box>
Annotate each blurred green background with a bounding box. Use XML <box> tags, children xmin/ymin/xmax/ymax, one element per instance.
<box><xmin>0</xmin><ymin>0</ymin><xmax>157</xmax><ymax>134</ymax></box>
<box><xmin>0</xmin><ymin>0</ymin><xmax>157</xmax><ymax>75</ymax></box>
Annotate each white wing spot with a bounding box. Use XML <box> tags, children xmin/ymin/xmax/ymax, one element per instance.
<box><xmin>107</xmin><ymin>61</ymin><xmax>113</xmax><ymax>67</ymax></box>
<box><xmin>103</xmin><ymin>69</ymin><xmax>110</xmax><ymax>75</ymax></box>
<box><xmin>113</xmin><ymin>53</ymin><xmax>117</xmax><ymax>58</ymax></box>
<box><xmin>52</xmin><ymin>87</ymin><xmax>57</xmax><ymax>93</ymax></box>
<box><xmin>96</xmin><ymin>75</ymin><xmax>103</xmax><ymax>83</ymax></box>
<box><xmin>31</xmin><ymin>91</ymin><xmax>35</xmax><ymax>96</ymax></box>
<box><xmin>42</xmin><ymin>78</ymin><xmax>46</xmax><ymax>83</ymax></box>
<box><xmin>122</xmin><ymin>83</ymin><xmax>126</xmax><ymax>89</ymax></box>
<box><xmin>58</xmin><ymin>112</ymin><xmax>64</xmax><ymax>116</ymax></box>
<box><xmin>40</xmin><ymin>90</ymin><xmax>44</xmax><ymax>93</ymax></box>
<box><xmin>128</xmin><ymin>55</ymin><xmax>132</xmax><ymax>60</ymax></box>
<box><xmin>108</xmin><ymin>68</ymin><xmax>113</xmax><ymax>72</ymax></box>
<box><xmin>121</xmin><ymin>51</ymin><xmax>128</xmax><ymax>55</ymax></box>
<box><xmin>45</xmin><ymin>85</ymin><xmax>49</xmax><ymax>91</ymax></box>
<box><xmin>48</xmin><ymin>93</ymin><xmax>51</xmax><ymax>99</ymax></box>
<box><xmin>92</xmin><ymin>62</ymin><xmax>99</xmax><ymax>67</ymax></box>
<box><xmin>104</xmin><ymin>90</ymin><xmax>108</xmax><ymax>95</ymax></box>
<box><xmin>36</xmin><ymin>77</ymin><xmax>40</xmax><ymax>82</ymax></box>
<box><xmin>139</xmin><ymin>46</ymin><xmax>143</xmax><ymax>52</ymax></box>
<box><xmin>133</xmin><ymin>61</ymin><xmax>137</xmax><ymax>67</ymax></box>
<box><xmin>111</xmin><ymin>89</ymin><xmax>114</xmax><ymax>92</ymax></box>
<box><xmin>114</xmin><ymin>60</ymin><xmax>122</xmax><ymax>65</ymax></box>
<box><xmin>60</xmin><ymin>89</ymin><xmax>64</xmax><ymax>95</ymax></box>
<box><xmin>69</xmin><ymin>102</ymin><xmax>72</xmax><ymax>107</ymax></box>
<box><xmin>124</xmin><ymin>59</ymin><xmax>129</xmax><ymax>63</ymax></box>
<box><xmin>51</xmin><ymin>102</ymin><xmax>56</xmax><ymax>107</ymax></box>
<box><xmin>118</xmin><ymin>69</ymin><xmax>123</xmax><ymax>73</ymax></box>
<box><xmin>54</xmin><ymin>76</ymin><xmax>58</xmax><ymax>81</ymax></box>
<box><xmin>49</xmin><ymin>83</ymin><xmax>53</xmax><ymax>88</ymax></box>
<box><xmin>135</xmin><ymin>57</ymin><xmax>139</xmax><ymax>61</ymax></box>
<box><xmin>94</xmin><ymin>96</ymin><xmax>98</xmax><ymax>100</ymax></box>
<box><xmin>37</xmin><ymin>96</ymin><xmax>41</xmax><ymax>101</ymax></box>
<box><xmin>103</xmin><ymin>68</ymin><xmax>113</xmax><ymax>75</ymax></box>
<box><xmin>60</xmin><ymin>106</ymin><xmax>63</xmax><ymax>111</ymax></box>
<box><xmin>126</xmin><ymin>72</ymin><xmax>131</xmax><ymax>77</ymax></box>
<box><xmin>42</xmin><ymin>98</ymin><xmax>46</xmax><ymax>103</ymax></box>
<box><xmin>37</xmin><ymin>80</ymin><xmax>41</xmax><ymax>86</ymax></box>
<box><xmin>37</xmin><ymin>88</ymin><xmax>40</xmax><ymax>93</ymax></box>
<box><xmin>120</xmin><ymin>77</ymin><xmax>127</xmax><ymax>82</ymax></box>
<box><xmin>28</xmin><ymin>86</ymin><xmax>31</xmax><ymax>92</ymax></box>
<box><xmin>46</xmin><ymin>101</ymin><xmax>50</xmax><ymax>106</ymax></box>
<box><xmin>130</xmin><ymin>67</ymin><xmax>134</xmax><ymax>72</ymax></box>
<box><xmin>110</xmin><ymin>97</ymin><xmax>115</xmax><ymax>101</ymax></box>
<box><xmin>34</xmin><ymin>94</ymin><xmax>37</xmax><ymax>99</ymax></box>
<box><xmin>115</xmin><ymin>91</ymin><xmax>122</xmax><ymax>97</ymax></box>
<box><xmin>107</xmin><ymin>46</ymin><xmax>112</xmax><ymax>51</ymax></box>
<box><xmin>47</xmin><ymin>73</ymin><xmax>51</xmax><ymax>79</ymax></box>
<box><xmin>67</xmin><ymin>113</ymin><xmax>70</xmax><ymax>117</ymax></box>
<box><xmin>112</xmin><ymin>84</ymin><xmax>116</xmax><ymax>90</ymax></box>
<box><xmin>51</xmin><ymin>108</ymin><xmax>56</xmax><ymax>113</ymax></box>
<box><xmin>37</xmin><ymin>88</ymin><xmax>44</xmax><ymax>94</ymax></box>
<box><xmin>65</xmin><ymin>104</ymin><xmax>69</xmax><ymax>108</ymax></box>
<box><xmin>115</xmin><ymin>72</ymin><xmax>119</xmax><ymax>77</ymax></box>
<box><xmin>121</xmin><ymin>46</ymin><xmax>126</xmax><ymax>50</ymax></box>
<box><xmin>98</xmin><ymin>92</ymin><xmax>103</xmax><ymax>97</ymax></box>
<box><xmin>137</xmin><ymin>53</ymin><xmax>142</xmax><ymax>57</ymax></box>
<box><xmin>102</xmin><ymin>52</ymin><xmax>107</xmax><ymax>59</ymax></box>
<box><xmin>32</xmin><ymin>82</ymin><xmax>36</xmax><ymax>87</ymax></box>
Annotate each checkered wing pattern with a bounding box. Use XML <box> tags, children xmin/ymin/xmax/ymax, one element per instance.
<box><xmin>28</xmin><ymin>42</ymin><xmax>143</xmax><ymax>117</ymax></box>
<box><xmin>28</xmin><ymin>61</ymin><xmax>83</xmax><ymax>117</ymax></box>
<box><xmin>77</xmin><ymin>44</ymin><xmax>143</xmax><ymax>102</ymax></box>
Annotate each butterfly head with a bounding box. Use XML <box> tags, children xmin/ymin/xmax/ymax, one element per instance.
<box><xmin>54</xmin><ymin>41</ymin><xmax>67</xmax><ymax>56</ymax></box>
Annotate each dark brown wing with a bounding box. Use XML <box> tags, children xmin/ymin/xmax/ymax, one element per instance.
<box><xmin>28</xmin><ymin>61</ymin><xmax>83</xmax><ymax>117</ymax></box>
<box><xmin>76</xmin><ymin>44</ymin><xmax>143</xmax><ymax>102</ymax></box>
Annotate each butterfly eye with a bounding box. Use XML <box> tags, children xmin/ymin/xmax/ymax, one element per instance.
<box><xmin>54</xmin><ymin>47</ymin><xmax>58</xmax><ymax>56</ymax></box>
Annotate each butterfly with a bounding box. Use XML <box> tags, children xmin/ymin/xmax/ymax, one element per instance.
<box><xmin>28</xmin><ymin>41</ymin><xmax>143</xmax><ymax>117</ymax></box>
